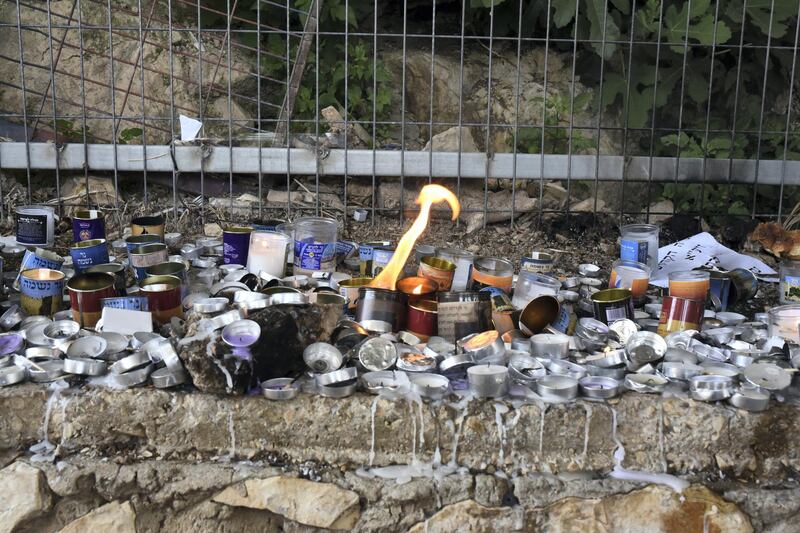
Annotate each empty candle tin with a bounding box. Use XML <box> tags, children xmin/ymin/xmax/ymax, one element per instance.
<box><xmin>355</xmin><ymin>287</ymin><xmax>408</xmax><ymax>333</ymax></box>
<box><xmin>86</xmin><ymin>263</ymin><xmax>127</xmax><ymax>295</ymax></box>
<box><xmin>130</xmin><ymin>214</ymin><xmax>165</xmax><ymax>239</ymax></box>
<box><xmin>519</xmin><ymin>295</ymin><xmax>560</xmax><ymax>336</ymax></box>
<box><xmin>357</xmin><ymin>336</ymin><xmax>398</xmax><ymax>371</ymax></box>
<box><xmin>436</xmin><ymin>291</ymin><xmax>492</xmax><ymax>343</ymax></box>
<box><xmin>435</xmin><ymin>248</ymin><xmax>474</xmax><ymax>291</ymax></box>
<box><xmin>471</xmin><ymin>257</ymin><xmax>514</xmax><ymax>292</ymax></box>
<box><xmin>139</xmin><ymin>275</ymin><xmax>183</xmax><ymax>325</ymax></box>
<box><xmin>418</xmin><ymin>256</ymin><xmax>456</xmax><ymax>292</ymax></box>
<box><xmin>129</xmin><ymin>243</ymin><xmax>169</xmax><ymax>282</ymax></box>
<box><xmin>407</xmin><ymin>299</ymin><xmax>437</xmax><ymax>340</ymax></box>
<box><xmin>16</xmin><ymin>205</ymin><xmax>55</xmax><ymax>247</ymax></box>
<box><xmin>303</xmin><ymin>342</ymin><xmax>344</xmax><ymax>373</ymax></box>
<box><xmin>72</xmin><ymin>209</ymin><xmax>106</xmax><ymax>242</ymax></box>
<box><xmin>520</xmin><ymin>251</ymin><xmax>555</xmax><ymax>274</ymax></box>
<box><xmin>70</xmin><ymin>239</ymin><xmax>110</xmax><ymax>273</ymax></box>
<box><xmin>67</xmin><ymin>272</ymin><xmax>117</xmax><ymax>328</ymax></box>
<box><xmin>535</xmin><ymin>374</ymin><xmax>579</xmax><ymax>401</ymax></box>
<box><xmin>591</xmin><ymin>289</ymin><xmax>634</xmax><ymax>325</ymax></box>
<box><xmin>657</xmin><ymin>295</ymin><xmax>704</xmax><ymax>336</ymax></box>
<box><xmin>338</xmin><ymin>277</ymin><xmax>373</xmax><ymax>312</ymax></box>
<box><xmin>467</xmin><ymin>364</ymin><xmax>509</xmax><ymax>398</ymax></box>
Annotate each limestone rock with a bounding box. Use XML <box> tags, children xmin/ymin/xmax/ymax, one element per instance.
<box><xmin>406</xmin><ymin>499</ymin><xmax>523</xmax><ymax>532</ymax></box>
<box><xmin>648</xmin><ymin>199</ymin><xmax>675</xmax><ymax>224</ymax></box>
<box><xmin>60</xmin><ymin>500</ymin><xmax>136</xmax><ymax>533</ymax></box>
<box><xmin>423</xmin><ymin>127</ymin><xmax>479</xmax><ymax>152</ymax></box>
<box><xmin>60</xmin><ymin>177</ymin><xmax>119</xmax><ymax>215</ymax></box>
<box><xmin>543</xmin><ymin>485</ymin><xmax>752</xmax><ymax>533</ymax></box>
<box><xmin>459</xmin><ymin>185</ymin><xmax>538</xmax><ymax>233</ymax></box>
<box><xmin>203</xmin><ymin>223</ymin><xmax>224</xmax><ymax>238</ymax></box>
<box><xmin>0</xmin><ymin>462</ymin><xmax>53</xmax><ymax>533</ymax></box>
<box><xmin>213</xmin><ymin>476</ymin><xmax>361</xmax><ymax>530</ymax></box>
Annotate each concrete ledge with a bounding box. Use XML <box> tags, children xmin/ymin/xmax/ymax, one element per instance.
<box><xmin>1</xmin><ymin>384</ymin><xmax>798</xmax><ymax>484</ymax></box>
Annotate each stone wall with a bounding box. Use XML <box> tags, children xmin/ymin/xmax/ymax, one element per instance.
<box><xmin>1</xmin><ymin>384</ymin><xmax>798</xmax><ymax>532</ymax></box>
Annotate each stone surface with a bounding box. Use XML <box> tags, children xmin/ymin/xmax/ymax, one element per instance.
<box><xmin>541</xmin><ymin>485</ymin><xmax>752</xmax><ymax>532</ymax></box>
<box><xmin>0</xmin><ymin>0</ymin><xmax>255</xmax><ymax>143</ymax></box>
<box><xmin>59</xmin><ymin>500</ymin><xmax>136</xmax><ymax>533</ymax></box>
<box><xmin>213</xmin><ymin>476</ymin><xmax>361</xmax><ymax>530</ymax></box>
<box><xmin>406</xmin><ymin>500</ymin><xmax>524</xmax><ymax>532</ymax></box>
<box><xmin>0</xmin><ymin>462</ymin><xmax>52</xmax><ymax>533</ymax></box>
<box><xmin>423</xmin><ymin>127</ymin><xmax>479</xmax><ymax>152</ymax></box>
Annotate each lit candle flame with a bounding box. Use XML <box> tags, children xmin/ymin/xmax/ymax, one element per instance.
<box><xmin>370</xmin><ymin>184</ymin><xmax>460</xmax><ymax>290</ymax></box>
<box><xmin>412</xmin><ymin>284</ymin><xmax>424</xmax><ymax>295</ymax></box>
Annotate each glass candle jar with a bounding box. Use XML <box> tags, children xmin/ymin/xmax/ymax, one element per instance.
<box><xmin>619</xmin><ymin>223</ymin><xmax>659</xmax><ymax>270</ymax></box>
<box><xmin>779</xmin><ymin>259</ymin><xmax>800</xmax><ymax>304</ymax></box>
<box><xmin>609</xmin><ymin>259</ymin><xmax>651</xmax><ymax>305</ymax></box>
<box><xmin>768</xmin><ymin>304</ymin><xmax>800</xmax><ymax>343</ymax></box>
<box><xmin>668</xmin><ymin>270</ymin><xmax>710</xmax><ymax>301</ymax></box>
<box><xmin>512</xmin><ymin>271</ymin><xmax>561</xmax><ymax>309</ymax></box>
<box><xmin>247</xmin><ymin>231</ymin><xmax>291</xmax><ymax>277</ymax></box>
<box><xmin>293</xmin><ymin>217</ymin><xmax>338</xmax><ymax>275</ymax></box>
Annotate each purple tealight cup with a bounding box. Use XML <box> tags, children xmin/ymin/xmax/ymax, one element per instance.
<box><xmin>222</xmin><ymin>319</ymin><xmax>261</xmax><ymax>348</ymax></box>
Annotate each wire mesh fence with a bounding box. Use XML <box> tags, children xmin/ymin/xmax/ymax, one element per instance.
<box><xmin>0</xmin><ymin>0</ymin><xmax>798</xmax><ymax>233</ymax></box>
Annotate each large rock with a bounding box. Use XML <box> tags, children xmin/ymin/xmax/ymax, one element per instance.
<box><xmin>0</xmin><ymin>0</ymin><xmax>255</xmax><ymax>144</ymax></box>
<box><xmin>213</xmin><ymin>476</ymin><xmax>361</xmax><ymax>530</ymax></box>
<box><xmin>542</xmin><ymin>484</ymin><xmax>752</xmax><ymax>532</ymax></box>
<box><xmin>0</xmin><ymin>462</ymin><xmax>53</xmax><ymax>533</ymax></box>
<box><xmin>60</xmin><ymin>500</ymin><xmax>137</xmax><ymax>533</ymax></box>
<box><xmin>423</xmin><ymin>127</ymin><xmax>479</xmax><ymax>152</ymax></box>
<box><xmin>406</xmin><ymin>499</ymin><xmax>523</xmax><ymax>532</ymax></box>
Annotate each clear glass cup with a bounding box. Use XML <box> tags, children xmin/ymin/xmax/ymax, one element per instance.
<box><xmin>512</xmin><ymin>271</ymin><xmax>561</xmax><ymax>309</ymax></box>
<box><xmin>619</xmin><ymin>223</ymin><xmax>659</xmax><ymax>270</ymax></box>
<box><xmin>779</xmin><ymin>259</ymin><xmax>800</xmax><ymax>304</ymax></box>
<box><xmin>609</xmin><ymin>259</ymin><xmax>651</xmax><ymax>304</ymax></box>
<box><xmin>292</xmin><ymin>217</ymin><xmax>338</xmax><ymax>275</ymax></box>
<box><xmin>768</xmin><ymin>304</ymin><xmax>800</xmax><ymax>343</ymax></box>
<box><xmin>668</xmin><ymin>270</ymin><xmax>710</xmax><ymax>301</ymax></box>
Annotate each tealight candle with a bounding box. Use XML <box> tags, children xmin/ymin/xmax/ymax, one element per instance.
<box><xmin>529</xmin><ymin>333</ymin><xmax>570</xmax><ymax>359</ymax></box>
<box><xmin>467</xmin><ymin>363</ymin><xmax>508</xmax><ymax>398</ymax></box>
<box><xmin>247</xmin><ymin>231</ymin><xmax>290</xmax><ymax>277</ymax></box>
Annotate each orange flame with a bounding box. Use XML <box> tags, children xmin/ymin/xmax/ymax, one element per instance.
<box><xmin>370</xmin><ymin>184</ymin><xmax>460</xmax><ymax>290</ymax></box>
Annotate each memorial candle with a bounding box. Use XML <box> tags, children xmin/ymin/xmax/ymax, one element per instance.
<box><xmin>246</xmin><ymin>231</ymin><xmax>290</xmax><ymax>277</ymax></box>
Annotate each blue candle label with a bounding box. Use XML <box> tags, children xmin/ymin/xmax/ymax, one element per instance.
<box><xmin>784</xmin><ymin>275</ymin><xmax>800</xmax><ymax>302</ymax></box>
<box><xmin>620</xmin><ymin>239</ymin><xmax>648</xmax><ymax>264</ymax></box>
<box><xmin>336</xmin><ymin>240</ymin><xmax>357</xmax><ymax>259</ymax></box>
<box><xmin>70</xmin><ymin>244</ymin><xmax>109</xmax><ymax>272</ymax></box>
<box><xmin>19</xmin><ymin>276</ymin><xmax>64</xmax><ymax>297</ymax></box>
<box><xmin>294</xmin><ymin>241</ymin><xmax>335</xmax><ymax>271</ymax></box>
<box><xmin>101</xmin><ymin>296</ymin><xmax>149</xmax><ymax>311</ymax></box>
<box><xmin>358</xmin><ymin>244</ymin><xmax>376</xmax><ymax>261</ymax></box>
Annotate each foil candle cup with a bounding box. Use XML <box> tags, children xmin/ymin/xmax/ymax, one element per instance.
<box><xmin>609</xmin><ymin>259</ymin><xmax>651</xmax><ymax>306</ymax></box>
<box><xmin>417</xmin><ymin>256</ymin><xmax>456</xmax><ymax>292</ymax></box>
<box><xmin>223</xmin><ymin>226</ymin><xmax>253</xmax><ymax>266</ymax></box>
<box><xmin>86</xmin><ymin>263</ymin><xmax>127</xmax><ymax>296</ymax></box>
<box><xmin>19</xmin><ymin>268</ymin><xmax>66</xmax><ymax>317</ymax></box>
<box><xmin>247</xmin><ymin>231</ymin><xmax>290</xmax><ymax>277</ymax></box>
<box><xmin>139</xmin><ymin>275</ymin><xmax>184</xmax><ymax>325</ymax></box>
<box><xmin>70</xmin><ymin>238</ymin><xmax>110</xmax><ymax>273</ymax></box>
<box><xmin>16</xmin><ymin>205</ymin><xmax>55</xmax><ymax>247</ymax></box>
<box><xmin>72</xmin><ymin>209</ymin><xmax>106</xmax><ymax>242</ymax></box>
<box><xmin>668</xmin><ymin>270</ymin><xmax>711</xmax><ymax>301</ymax></box>
<box><xmin>130</xmin><ymin>215</ymin><xmax>165</xmax><ymax>239</ymax></box>
<box><xmin>355</xmin><ymin>287</ymin><xmax>408</xmax><ymax>333</ymax></box>
<box><xmin>467</xmin><ymin>364</ymin><xmax>509</xmax><ymax>398</ymax></box>
<box><xmin>471</xmin><ymin>257</ymin><xmax>514</xmax><ymax>292</ymax></box>
<box><xmin>530</xmin><ymin>333</ymin><xmax>570</xmax><ymax>359</ymax></box>
<box><xmin>129</xmin><ymin>243</ymin><xmax>169</xmax><ymax>282</ymax></box>
<box><xmin>67</xmin><ymin>272</ymin><xmax>117</xmax><ymax>328</ymax></box>
<box><xmin>397</xmin><ymin>276</ymin><xmax>439</xmax><ymax>303</ymax></box>
<box><xmin>436</xmin><ymin>248</ymin><xmax>474</xmax><ymax>291</ymax></box>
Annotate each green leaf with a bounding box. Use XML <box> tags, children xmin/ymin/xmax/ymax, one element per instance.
<box><xmin>664</xmin><ymin>2</ymin><xmax>732</xmax><ymax>52</ymax></box>
<box><xmin>746</xmin><ymin>0</ymin><xmax>800</xmax><ymax>39</ymax></box>
<box><xmin>551</xmin><ymin>0</ymin><xmax>577</xmax><ymax>28</ymax></box>
<box><xmin>583</xmin><ymin>0</ymin><xmax>619</xmax><ymax>58</ymax></box>
<box><xmin>609</xmin><ymin>0</ymin><xmax>630</xmax><ymax>15</ymax></box>
<box><xmin>686</xmin><ymin>71</ymin><xmax>709</xmax><ymax>105</ymax></box>
<box><xmin>118</xmin><ymin>127</ymin><xmax>143</xmax><ymax>145</ymax></box>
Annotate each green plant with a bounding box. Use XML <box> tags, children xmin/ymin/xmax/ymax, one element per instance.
<box><xmin>515</xmin><ymin>94</ymin><xmax>597</xmax><ymax>154</ymax></box>
<box><xmin>54</xmin><ymin>119</ymin><xmax>86</xmax><ymax>142</ymax></box>
<box><xmin>117</xmin><ymin>127</ymin><xmax>143</xmax><ymax>145</ymax></box>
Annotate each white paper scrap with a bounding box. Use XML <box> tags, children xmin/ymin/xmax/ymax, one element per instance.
<box><xmin>651</xmin><ymin>232</ymin><xmax>777</xmax><ymax>288</ymax></box>
<box><xmin>179</xmin><ymin>115</ymin><xmax>203</xmax><ymax>142</ymax></box>
<box><xmin>100</xmin><ymin>307</ymin><xmax>153</xmax><ymax>335</ymax></box>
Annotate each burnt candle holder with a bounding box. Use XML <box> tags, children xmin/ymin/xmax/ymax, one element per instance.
<box><xmin>355</xmin><ymin>287</ymin><xmax>408</xmax><ymax>333</ymax></box>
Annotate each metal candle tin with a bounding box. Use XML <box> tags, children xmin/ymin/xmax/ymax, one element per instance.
<box><xmin>19</xmin><ymin>268</ymin><xmax>65</xmax><ymax>317</ymax></box>
<box><xmin>15</xmin><ymin>248</ymin><xmax>64</xmax><ymax>290</ymax></box>
<box><xmin>519</xmin><ymin>295</ymin><xmax>560</xmax><ymax>336</ymax></box>
<box><xmin>436</xmin><ymin>248</ymin><xmax>474</xmax><ymax>291</ymax></box>
<box><xmin>139</xmin><ymin>275</ymin><xmax>184</xmax><ymax>325</ymax></box>
<box><xmin>338</xmin><ymin>277</ymin><xmax>373</xmax><ymax>311</ymax></box>
<box><xmin>70</xmin><ymin>238</ymin><xmax>110</xmax><ymax>273</ymax></box>
<box><xmin>221</xmin><ymin>319</ymin><xmax>261</xmax><ymax>348</ymax></box>
<box><xmin>591</xmin><ymin>288</ymin><xmax>634</xmax><ymax>325</ymax></box>
<box><xmin>407</xmin><ymin>299</ymin><xmax>437</xmax><ymax>340</ymax></box>
<box><xmin>355</xmin><ymin>287</ymin><xmax>408</xmax><ymax>333</ymax></box>
<box><xmin>397</xmin><ymin>276</ymin><xmax>439</xmax><ymax>303</ymax></box>
<box><xmin>145</xmin><ymin>261</ymin><xmax>189</xmax><ymax>299</ymax></box>
<box><xmin>657</xmin><ymin>295</ymin><xmax>704</xmax><ymax>336</ymax></box>
<box><xmin>358</xmin><ymin>241</ymin><xmax>392</xmax><ymax>276</ymax></box>
<box><xmin>130</xmin><ymin>214</ymin><xmax>165</xmax><ymax>239</ymax></box>
<box><xmin>417</xmin><ymin>256</ymin><xmax>456</xmax><ymax>292</ymax></box>
<box><xmin>436</xmin><ymin>291</ymin><xmax>492</xmax><ymax>343</ymax></box>
<box><xmin>16</xmin><ymin>205</ymin><xmax>55</xmax><ymax>247</ymax></box>
<box><xmin>223</xmin><ymin>226</ymin><xmax>252</xmax><ymax>266</ymax></box>
<box><xmin>459</xmin><ymin>330</ymin><xmax>506</xmax><ymax>363</ymax></box>
<box><xmin>126</xmin><ymin>234</ymin><xmax>161</xmax><ymax>253</ymax></box>
<box><xmin>471</xmin><ymin>257</ymin><xmax>514</xmax><ymax>292</ymax></box>
<box><xmin>535</xmin><ymin>374</ymin><xmax>579</xmax><ymax>401</ymax></box>
<box><xmin>520</xmin><ymin>251</ymin><xmax>555</xmax><ymax>274</ymax></box>
<box><xmin>530</xmin><ymin>333</ymin><xmax>570</xmax><ymax>359</ymax></box>
<box><xmin>72</xmin><ymin>209</ymin><xmax>106</xmax><ymax>242</ymax></box>
<box><xmin>67</xmin><ymin>272</ymin><xmax>117</xmax><ymax>328</ymax></box>
<box><xmin>129</xmin><ymin>243</ymin><xmax>169</xmax><ymax>282</ymax></box>
<box><xmin>100</xmin><ymin>296</ymin><xmax>149</xmax><ymax>311</ymax></box>
<box><xmin>357</xmin><ymin>336</ymin><xmax>398</xmax><ymax>371</ymax></box>
<box><xmin>261</xmin><ymin>377</ymin><xmax>300</xmax><ymax>400</ymax></box>
<box><xmin>86</xmin><ymin>263</ymin><xmax>127</xmax><ymax>295</ymax></box>
<box><xmin>371</xmin><ymin>247</ymin><xmax>395</xmax><ymax>277</ymax></box>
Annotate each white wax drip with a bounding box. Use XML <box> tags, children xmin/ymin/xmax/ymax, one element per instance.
<box><xmin>369</xmin><ymin>395</ymin><xmax>379</xmax><ymax>466</ymax></box>
<box><xmin>30</xmin><ymin>380</ymin><xmax>69</xmax><ymax>463</ymax></box>
<box><xmin>493</xmin><ymin>402</ymin><xmax>509</xmax><ymax>464</ymax></box>
<box><xmin>658</xmin><ymin>402</ymin><xmax>667</xmax><ymax>472</ymax></box>
<box><xmin>608</xmin><ymin>406</ymin><xmax>689</xmax><ymax>493</ymax></box>
<box><xmin>582</xmin><ymin>403</ymin><xmax>593</xmax><ymax>465</ymax></box>
<box><xmin>226</xmin><ymin>411</ymin><xmax>236</xmax><ymax>462</ymax></box>
<box><xmin>538</xmin><ymin>406</ymin><xmax>548</xmax><ymax>454</ymax></box>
